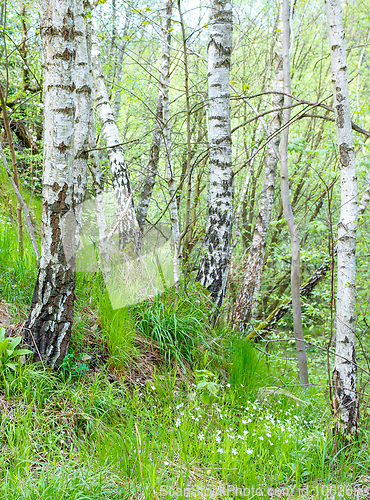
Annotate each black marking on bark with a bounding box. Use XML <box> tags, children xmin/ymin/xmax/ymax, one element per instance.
<box><xmin>339</xmin><ymin>143</ymin><xmax>352</xmax><ymax>167</ymax></box>
<box><xmin>336</xmin><ymin>104</ymin><xmax>345</xmax><ymax>128</ymax></box>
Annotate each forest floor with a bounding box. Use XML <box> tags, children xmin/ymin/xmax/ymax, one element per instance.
<box><xmin>0</xmin><ymin>192</ymin><xmax>369</xmax><ymax>499</ymax></box>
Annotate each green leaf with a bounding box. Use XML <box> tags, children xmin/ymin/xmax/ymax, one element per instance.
<box><xmin>0</xmin><ymin>339</ymin><xmax>9</xmax><ymax>355</ymax></box>
<box><xmin>13</xmin><ymin>348</ymin><xmax>32</xmax><ymax>356</ymax></box>
<box><xmin>8</xmin><ymin>336</ymin><xmax>22</xmax><ymax>350</ymax></box>
<box><xmin>201</xmin><ymin>392</ymin><xmax>211</xmax><ymax>404</ymax></box>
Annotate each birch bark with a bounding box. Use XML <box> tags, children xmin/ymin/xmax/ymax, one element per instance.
<box><xmin>196</xmin><ymin>0</ymin><xmax>233</xmax><ymax>314</ymax></box>
<box><xmin>91</xmin><ymin>32</ymin><xmax>140</xmax><ymax>251</ymax></box>
<box><xmin>112</xmin><ymin>6</ymin><xmax>131</xmax><ymax>122</ymax></box>
<box><xmin>326</xmin><ymin>0</ymin><xmax>358</xmax><ymax>434</ymax></box>
<box><xmin>136</xmin><ymin>0</ymin><xmax>171</xmax><ymax>233</ymax></box>
<box><xmin>23</xmin><ymin>0</ymin><xmax>76</xmax><ymax>368</ymax></box>
<box><xmin>72</xmin><ymin>0</ymin><xmax>90</xmax><ymax>228</ymax></box>
<box><xmin>163</xmin><ymin>0</ymin><xmax>180</xmax><ymax>283</ymax></box>
<box><xmin>232</xmin><ymin>20</ymin><xmax>284</xmax><ymax>331</ymax></box>
<box><xmin>279</xmin><ymin>0</ymin><xmax>308</xmax><ymax>386</ymax></box>
<box><xmin>85</xmin><ymin>2</ymin><xmax>109</xmax><ymax>263</ymax></box>
<box><xmin>136</xmin><ymin>96</ymin><xmax>163</xmax><ymax>232</ymax></box>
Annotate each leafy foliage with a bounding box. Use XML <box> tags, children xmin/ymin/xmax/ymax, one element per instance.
<box><xmin>0</xmin><ymin>327</ymin><xmax>32</xmax><ymax>372</ymax></box>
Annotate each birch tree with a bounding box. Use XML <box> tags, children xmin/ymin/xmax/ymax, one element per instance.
<box><xmin>232</xmin><ymin>14</ymin><xmax>284</xmax><ymax>331</ymax></box>
<box><xmin>136</xmin><ymin>0</ymin><xmax>171</xmax><ymax>232</ymax></box>
<box><xmin>72</xmin><ymin>0</ymin><xmax>91</xmax><ymax>228</ymax></box>
<box><xmin>22</xmin><ymin>0</ymin><xmax>76</xmax><ymax>368</ymax></box>
<box><xmin>326</xmin><ymin>0</ymin><xmax>358</xmax><ymax>434</ymax></box>
<box><xmin>112</xmin><ymin>6</ymin><xmax>131</xmax><ymax>122</ymax></box>
<box><xmin>91</xmin><ymin>32</ymin><xmax>140</xmax><ymax>251</ymax></box>
<box><xmin>196</xmin><ymin>0</ymin><xmax>233</xmax><ymax>315</ymax></box>
<box><xmin>163</xmin><ymin>0</ymin><xmax>180</xmax><ymax>283</ymax></box>
<box><xmin>85</xmin><ymin>6</ymin><xmax>110</xmax><ymax>263</ymax></box>
<box><xmin>279</xmin><ymin>0</ymin><xmax>308</xmax><ymax>386</ymax></box>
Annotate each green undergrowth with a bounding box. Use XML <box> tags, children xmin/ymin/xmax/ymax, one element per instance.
<box><xmin>0</xmin><ymin>360</ymin><xmax>367</xmax><ymax>499</ymax></box>
<box><xmin>133</xmin><ymin>283</ymin><xmax>216</xmax><ymax>369</ymax></box>
<box><xmin>0</xmin><ymin>220</ymin><xmax>38</xmax><ymax>320</ymax></box>
<box><xmin>0</xmin><ymin>200</ymin><xmax>369</xmax><ymax>498</ymax></box>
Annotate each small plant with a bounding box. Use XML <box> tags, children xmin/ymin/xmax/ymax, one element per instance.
<box><xmin>195</xmin><ymin>369</ymin><xmax>220</xmax><ymax>403</ymax></box>
<box><xmin>59</xmin><ymin>351</ymin><xmax>90</xmax><ymax>380</ymax></box>
<box><xmin>0</xmin><ymin>327</ymin><xmax>32</xmax><ymax>372</ymax></box>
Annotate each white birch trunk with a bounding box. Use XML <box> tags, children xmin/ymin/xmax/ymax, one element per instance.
<box><xmin>23</xmin><ymin>0</ymin><xmax>76</xmax><ymax>368</ymax></box>
<box><xmin>85</xmin><ymin>1</ymin><xmax>109</xmax><ymax>265</ymax></box>
<box><xmin>161</xmin><ymin>0</ymin><xmax>180</xmax><ymax>283</ymax></box>
<box><xmin>280</xmin><ymin>0</ymin><xmax>309</xmax><ymax>386</ymax></box>
<box><xmin>112</xmin><ymin>6</ymin><xmax>131</xmax><ymax>122</ymax></box>
<box><xmin>359</xmin><ymin>175</ymin><xmax>370</xmax><ymax>216</ymax></box>
<box><xmin>196</xmin><ymin>0</ymin><xmax>233</xmax><ymax>314</ymax></box>
<box><xmin>326</xmin><ymin>0</ymin><xmax>358</xmax><ymax>434</ymax></box>
<box><xmin>232</xmin><ymin>21</ymin><xmax>284</xmax><ymax>330</ymax></box>
<box><xmin>71</xmin><ymin>0</ymin><xmax>90</xmax><ymax>249</ymax></box>
<box><xmin>136</xmin><ymin>96</ymin><xmax>163</xmax><ymax>232</ymax></box>
<box><xmin>91</xmin><ymin>32</ymin><xmax>140</xmax><ymax>251</ymax></box>
<box><xmin>136</xmin><ymin>0</ymin><xmax>171</xmax><ymax>233</ymax></box>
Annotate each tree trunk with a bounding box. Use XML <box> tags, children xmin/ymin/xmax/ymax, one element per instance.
<box><xmin>72</xmin><ymin>0</ymin><xmax>90</xmax><ymax>229</ymax></box>
<box><xmin>91</xmin><ymin>32</ymin><xmax>140</xmax><ymax>251</ymax></box>
<box><xmin>326</xmin><ymin>0</ymin><xmax>358</xmax><ymax>435</ymax></box>
<box><xmin>22</xmin><ymin>0</ymin><xmax>76</xmax><ymax>368</ymax></box>
<box><xmin>232</xmin><ymin>18</ymin><xmax>284</xmax><ymax>330</ymax></box>
<box><xmin>279</xmin><ymin>0</ymin><xmax>308</xmax><ymax>387</ymax></box>
<box><xmin>196</xmin><ymin>0</ymin><xmax>233</xmax><ymax>317</ymax></box>
<box><xmin>164</xmin><ymin>0</ymin><xmax>180</xmax><ymax>283</ymax></box>
<box><xmin>20</xmin><ymin>3</ymin><xmax>30</xmax><ymax>91</ymax></box>
<box><xmin>136</xmin><ymin>97</ymin><xmax>163</xmax><ymax>232</ymax></box>
<box><xmin>136</xmin><ymin>0</ymin><xmax>172</xmax><ymax>234</ymax></box>
<box><xmin>112</xmin><ymin>6</ymin><xmax>131</xmax><ymax>122</ymax></box>
<box><xmin>85</xmin><ymin>7</ymin><xmax>109</xmax><ymax>266</ymax></box>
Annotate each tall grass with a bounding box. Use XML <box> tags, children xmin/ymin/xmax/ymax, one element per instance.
<box><xmin>0</xmin><ymin>219</ymin><xmax>38</xmax><ymax>318</ymax></box>
<box><xmin>230</xmin><ymin>338</ymin><xmax>273</xmax><ymax>394</ymax></box>
<box><xmin>94</xmin><ymin>274</ymin><xmax>138</xmax><ymax>367</ymax></box>
<box><xmin>134</xmin><ymin>283</ymin><xmax>213</xmax><ymax>368</ymax></box>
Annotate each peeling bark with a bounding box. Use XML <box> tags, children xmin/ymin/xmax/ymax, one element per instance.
<box><xmin>23</xmin><ymin>0</ymin><xmax>76</xmax><ymax>368</ymax></box>
<box><xmin>196</xmin><ymin>0</ymin><xmax>233</xmax><ymax>316</ymax></box>
<box><xmin>326</xmin><ymin>0</ymin><xmax>358</xmax><ymax>435</ymax></box>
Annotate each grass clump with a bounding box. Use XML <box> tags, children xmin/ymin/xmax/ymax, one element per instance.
<box><xmin>95</xmin><ymin>275</ymin><xmax>139</xmax><ymax>367</ymax></box>
<box><xmin>229</xmin><ymin>338</ymin><xmax>273</xmax><ymax>395</ymax></box>
<box><xmin>134</xmin><ymin>283</ymin><xmax>213</xmax><ymax>368</ymax></box>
